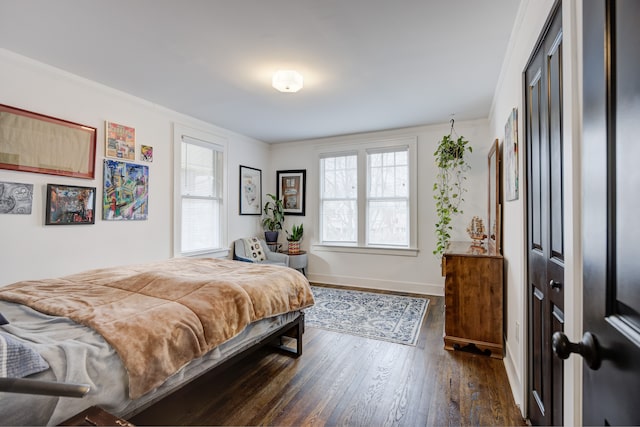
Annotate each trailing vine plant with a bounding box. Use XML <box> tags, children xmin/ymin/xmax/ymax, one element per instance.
<box><xmin>433</xmin><ymin>120</ymin><xmax>472</xmax><ymax>256</ymax></box>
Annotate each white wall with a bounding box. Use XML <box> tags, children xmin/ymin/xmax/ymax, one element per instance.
<box><xmin>269</xmin><ymin>120</ymin><xmax>493</xmax><ymax>296</ymax></box>
<box><xmin>488</xmin><ymin>0</ymin><xmax>583</xmax><ymax>424</ymax></box>
<box><xmin>0</xmin><ymin>49</ymin><xmax>268</xmax><ymax>286</ymax></box>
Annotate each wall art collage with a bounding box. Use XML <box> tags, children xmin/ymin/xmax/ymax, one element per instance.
<box><xmin>0</xmin><ymin>104</ymin><xmax>152</xmax><ymax>224</ymax></box>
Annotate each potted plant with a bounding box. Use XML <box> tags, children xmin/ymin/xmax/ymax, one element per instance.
<box><xmin>433</xmin><ymin>132</ymin><xmax>472</xmax><ymax>256</ymax></box>
<box><xmin>262</xmin><ymin>193</ymin><xmax>284</xmax><ymax>244</ymax></box>
<box><xmin>286</xmin><ymin>223</ymin><xmax>303</xmax><ymax>254</ymax></box>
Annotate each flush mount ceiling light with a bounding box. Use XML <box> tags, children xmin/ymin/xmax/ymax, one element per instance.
<box><xmin>272</xmin><ymin>70</ymin><xmax>303</xmax><ymax>93</ymax></box>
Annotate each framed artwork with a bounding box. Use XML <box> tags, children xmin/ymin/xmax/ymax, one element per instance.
<box><xmin>0</xmin><ymin>103</ymin><xmax>97</xmax><ymax>179</ymax></box>
<box><xmin>103</xmin><ymin>159</ymin><xmax>149</xmax><ymax>220</ymax></box>
<box><xmin>504</xmin><ymin>108</ymin><xmax>519</xmax><ymax>201</ymax></box>
<box><xmin>239</xmin><ymin>165</ymin><xmax>262</xmax><ymax>215</ymax></box>
<box><xmin>45</xmin><ymin>184</ymin><xmax>96</xmax><ymax>225</ymax></box>
<box><xmin>277</xmin><ymin>169</ymin><xmax>306</xmax><ymax>216</ymax></box>
<box><xmin>140</xmin><ymin>145</ymin><xmax>153</xmax><ymax>162</ymax></box>
<box><xmin>0</xmin><ymin>181</ymin><xmax>34</xmax><ymax>215</ymax></box>
<box><xmin>105</xmin><ymin>121</ymin><xmax>136</xmax><ymax>160</ymax></box>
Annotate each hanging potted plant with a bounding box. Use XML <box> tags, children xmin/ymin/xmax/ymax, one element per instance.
<box><xmin>433</xmin><ymin>127</ymin><xmax>472</xmax><ymax>257</ymax></box>
<box><xmin>262</xmin><ymin>193</ymin><xmax>284</xmax><ymax>244</ymax></box>
<box><xmin>286</xmin><ymin>223</ymin><xmax>303</xmax><ymax>254</ymax></box>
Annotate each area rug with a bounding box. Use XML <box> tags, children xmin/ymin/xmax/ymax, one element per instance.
<box><xmin>305</xmin><ymin>286</ymin><xmax>429</xmax><ymax>346</ymax></box>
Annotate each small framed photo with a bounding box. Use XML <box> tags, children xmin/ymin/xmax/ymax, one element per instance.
<box><xmin>105</xmin><ymin>121</ymin><xmax>136</xmax><ymax>160</ymax></box>
<box><xmin>46</xmin><ymin>184</ymin><xmax>96</xmax><ymax>225</ymax></box>
<box><xmin>277</xmin><ymin>169</ymin><xmax>306</xmax><ymax>216</ymax></box>
<box><xmin>239</xmin><ymin>165</ymin><xmax>262</xmax><ymax>215</ymax></box>
<box><xmin>141</xmin><ymin>145</ymin><xmax>153</xmax><ymax>162</ymax></box>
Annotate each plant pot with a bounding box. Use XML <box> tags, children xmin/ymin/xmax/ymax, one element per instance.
<box><xmin>264</xmin><ymin>231</ymin><xmax>279</xmax><ymax>244</ymax></box>
<box><xmin>288</xmin><ymin>241</ymin><xmax>300</xmax><ymax>254</ymax></box>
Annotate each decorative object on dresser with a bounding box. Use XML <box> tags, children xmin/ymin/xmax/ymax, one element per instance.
<box><xmin>433</xmin><ymin>119</ymin><xmax>472</xmax><ymax>256</ymax></box>
<box><xmin>285</xmin><ymin>223</ymin><xmax>303</xmax><ymax>253</ymax></box>
<box><xmin>261</xmin><ymin>193</ymin><xmax>284</xmax><ymax>244</ymax></box>
<box><xmin>305</xmin><ymin>286</ymin><xmax>429</xmax><ymax>346</ymax></box>
<box><xmin>466</xmin><ymin>216</ymin><xmax>486</xmax><ymax>247</ymax></box>
<box><xmin>442</xmin><ymin>241</ymin><xmax>503</xmax><ymax>358</ymax></box>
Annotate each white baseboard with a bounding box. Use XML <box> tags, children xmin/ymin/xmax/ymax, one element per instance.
<box><xmin>307</xmin><ymin>272</ymin><xmax>444</xmax><ymax>296</ymax></box>
<box><xmin>503</xmin><ymin>339</ymin><xmax>526</xmax><ymax>419</ymax></box>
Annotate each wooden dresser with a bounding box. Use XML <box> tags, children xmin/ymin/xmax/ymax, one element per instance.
<box><xmin>442</xmin><ymin>241</ymin><xmax>504</xmax><ymax>358</ymax></box>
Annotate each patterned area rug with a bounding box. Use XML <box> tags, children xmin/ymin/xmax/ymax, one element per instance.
<box><xmin>305</xmin><ymin>286</ymin><xmax>429</xmax><ymax>346</ymax></box>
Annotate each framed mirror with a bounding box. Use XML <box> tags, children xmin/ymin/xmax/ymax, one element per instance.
<box><xmin>488</xmin><ymin>139</ymin><xmax>501</xmax><ymax>254</ymax></box>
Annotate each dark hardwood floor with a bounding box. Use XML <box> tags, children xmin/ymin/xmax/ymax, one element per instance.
<box><xmin>131</xmin><ymin>291</ymin><xmax>526</xmax><ymax>426</ymax></box>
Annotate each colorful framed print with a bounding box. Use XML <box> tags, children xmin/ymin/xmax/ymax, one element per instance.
<box><xmin>277</xmin><ymin>169</ymin><xmax>306</xmax><ymax>216</ymax></box>
<box><xmin>141</xmin><ymin>145</ymin><xmax>153</xmax><ymax>162</ymax></box>
<box><xmin>103</xmin><ymin>159</ymin><xmax>149</xmax><ymax>220</ymax></box>
<box><xmin>105</xmin><ymin>121</ymin><xmax>136</xmax><ymax>160</ymax></box>
<box><xmin>239</xmin><ymin>165</ymin><xmax>262</xmax><ymax>215</ymax></box>
<box><xmin>45</xmin><ymin>184</ymin><xmax>96</xmax><ymax>225</ymax></box>
<box><xmin>0</xmin><ymin>103</ymin><xmax>97</xmax><ymax>179</ymax></box>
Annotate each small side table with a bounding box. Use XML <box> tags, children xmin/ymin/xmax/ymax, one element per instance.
<box><xmin>280</xmin><ymin>250</ymin><xmax>308</xmax><ymax>276</ymax></box>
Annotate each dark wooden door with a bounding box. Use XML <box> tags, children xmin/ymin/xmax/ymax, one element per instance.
<box><xmin>577</xmin><ymin>1</ymin><xmax>640</xmax><ymax>424</ymax></box>
<box><xmin>524</xmin><ymin>3</ymin><xmax>564</xmax><ymax>425</ymax></box>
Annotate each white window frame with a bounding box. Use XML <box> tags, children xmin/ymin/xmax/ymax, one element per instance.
<box><xmin>315</xmin><ymin>136</ymin><xmax>418</xmax><ymax>256</ymax></box>
<box><xmin>366</xmin><ymin>146</ymin><xmax>410</xmax><ymax>247</ymax></box>
<box><xmin>319</xmin><ymin>151</ymin><xmax>359</xmax><ymax>245</ymax></box>
<box><xmin>173</xmin><ymin>123</ymin><xmax>228</xmax><ymax>258</ymax></box>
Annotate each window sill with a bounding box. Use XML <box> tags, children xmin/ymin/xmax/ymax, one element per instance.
<box><xmin>180</xmin><ymin>248</ymin><xmax>230</xmax><ymax>258</ymax></box>
<box><xmin>312</xmin><ymin>244</ymin><xmax>418</xmax><ymax>257</ymax></box>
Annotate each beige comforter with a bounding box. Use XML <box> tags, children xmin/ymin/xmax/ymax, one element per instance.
<box><xmin>0</xmin><ymin>257</ymin><xmax>314</xmax><ymax>399</ymax></box>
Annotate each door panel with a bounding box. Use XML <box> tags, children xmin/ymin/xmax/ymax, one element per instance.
<box><xmin>582</xmin><ymin>1</ymin><xmax>640</xmax><ymax>425</ymax></box>
<box><xmin>525</xmin><ymin>3</ymin><xmax>563</xmax><ymax>425</ymax></box>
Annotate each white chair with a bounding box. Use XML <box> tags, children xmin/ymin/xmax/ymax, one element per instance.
<box><xmin>233</xmin><ymin>238</ymin><xmax>289</xmax><ymax>267</ymax></box>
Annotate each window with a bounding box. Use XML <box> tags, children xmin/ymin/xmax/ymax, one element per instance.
<box><xmin>320</xmin><ymin>153</ymin><xmax>358</xmax><ymax>243</ymax></box>
<box><xmin>318</xmin><ymin>137</ymin><xmax>417</xmax><ymax>253</ymax></box>
<box><xmin>367</xmin><ymin>147</ymin><xmax>409</xmax><ymax>246</ymax></box>
<box><xmin>174</xmin><ymin>125</ymin><xmax>227</xmax><ymax>256</ymax></box>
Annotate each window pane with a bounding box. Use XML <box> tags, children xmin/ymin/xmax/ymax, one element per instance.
<box><xmin>368</xmin><ymin>151</ymin><xmax>408</xmax><ymax>198</ymax></box>
<box><xmin>321</xmin><ymin>155</ymin><xmax>357</xmax><ymax>198</ymax></box>
<box><xmin>182</xmin><ymin>144</ymin><xmax>214</xmax><ymax>197</ymax></box>
<box><xmin>368</xmin><ymin>200</ymin><xmax>408</xmax><ymax>245</ymax></box>
<box><xmin>322</xmin><ymin>200</ymin><xmax>357</xmax><ymax>242</ymax></box>
<box><xmin>182</xmin><ymin>198</ymin><xmax>219</xmax><ymax>252</ymax></box>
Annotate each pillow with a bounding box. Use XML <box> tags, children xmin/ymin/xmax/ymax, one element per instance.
<box><xmin>0</xmin><ymin>332</ymin><xmax>49</xmax><ymax>378</ymax></box>
<box><xmin>243</xmin><ymin>237</ymin><xmax>266</xmax><ymax>261</ymax></box>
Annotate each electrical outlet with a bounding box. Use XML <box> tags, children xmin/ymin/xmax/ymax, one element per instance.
<box><xmin>515</xmin><ymin>321</ymin><xmax>520</xmax><ymax>343</ymax></box>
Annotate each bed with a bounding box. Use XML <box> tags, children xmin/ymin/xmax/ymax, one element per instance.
<box><xmin>0</xmin><ymin>257</ymin><xmax>314</xmax><ymax>426</ymax></box>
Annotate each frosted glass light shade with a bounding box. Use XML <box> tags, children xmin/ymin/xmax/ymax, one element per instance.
<box><xmin>272</xmin><ymin>70</ymin><xmax>303</xmax><ymax>92</ymax></box>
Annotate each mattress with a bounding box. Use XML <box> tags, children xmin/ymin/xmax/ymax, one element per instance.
<box><xmin>0</xmin><ymin>300</ymin><xmax>301</xmax><ymax>426</ymax></box>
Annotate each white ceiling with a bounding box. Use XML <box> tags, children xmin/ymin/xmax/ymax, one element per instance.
<box><xmin>0</xmin><ymin>0</ymin><xmax>521</xmax><ymax>143</ymax></box>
